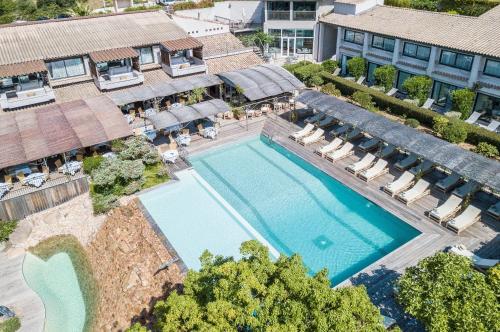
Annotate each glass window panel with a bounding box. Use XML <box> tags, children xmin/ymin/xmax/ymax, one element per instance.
<box><xmin>397</xmin><ymin>71</ymin><xmax>414</xmax><ymax>91</ymax></box>
<box><xmin>295</xmin><ymin>38</ymin><xmax>313</xmax><ymax>54</ymax></box>
<box><xmin>416</xmin><ymin>46</ymin><xmax>430</xmax><ymax>60</ymax></box>
<box><xmin>384</xmin><ymin>38</ymin><xmax>395</xmax><ymax>52</ymax></box>
<box><xmin>267</xmin><ymin>1</ymin><xmax>289</xmax><ymax>10</ymax></box>
<box><xmin>293</xmin><ymin>1</ymin><xmax>315</xmax><ymax>10</ymax></box>
<box><xmin>139</xmin><ymin>47</ymin><xmax>154</xmax><ymax>64</ymax></box>
<box><xmin>296</xmin><ymin>29</ymin><xmax>313</xmax><ymax>37</ymax></box>
<box><xmin>64</xmin><ymin>58</ymin><xmax>85</xmax><ymax>77</ymax></box>
<box><xmin>282</xmin><ymin>29</ymin><xmax>295</xmax><ymax>37</ymax></box>
<box><xmin>372</xmin><ymin>36</ymin><xmax>384</xmax><ymax>49</ymax></box>
<box><xmin>49</xmin><ymin>60</ymin><xmax>67</xmax><ymax>79</ymax></box>
<box><xmin>484</xmin><ymin>59</ymin><xmax>500</xmax><ymax>78</ymax></box>
<box><xmin>432</xmin><ymin>81</ymin><xmax>458</xmax><ymax>107</ymax></box>
<box><xmin>344</xmin><ymin>30</ymin><xmax>354</xmax><ymax>42</ymax></box>
<box><xmin>440</xmin><ymin>51</ymin><xmax>456</xmax><ymax>66</ymax></box>
<box><xmin>403</xmin><ymin>43</ymin><xmax>417</xmax><ymax>57</ymax></box>
<box><xmin>455</xmin><ymin>54</ymin><xmax>473</xmax><ymax>70</ymax></box>
<box><xmin>354</xmin><ymin>32</ymin><xmax>364</xmax><ymax>45</ymax></box>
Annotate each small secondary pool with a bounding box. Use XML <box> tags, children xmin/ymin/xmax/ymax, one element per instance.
<box><xmin>22</xmin><ymin>236</ymin><xmax>96</xmax><ymax>332</ymax></box>
<box><xmin>190</xmin><ymin>136</ymin><xmax>420</xmax><ymax>284</ymax></box>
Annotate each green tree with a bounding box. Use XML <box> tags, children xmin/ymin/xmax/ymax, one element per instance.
<box><xmin>433</xmin><ymin>115</ymin><xmax>449</xmax><ymax>135</ymax></box>
<box><xmin>70</xmin><ymin>1</ymin><xmax>91</xmax><ymax>16</ymax></box>
<box><xmin>442</xmin><ymin>118</ymin><xmax>468</xmax><ymax>143</ymax></box>
<box><xmin>347</xmin><ymin>57</ymin><xmax>365</xmax><ymax>80</ymax></box>
<box><xmin>0</xmin><ymin>0</ymin><xmax>16</xmax><ymax>23</ymax></box>
<box><xmin>321</xmin><ymin>59</ymin><xmax>338</xmax><ymax>73</ymax></box>
<box><xmin>450</xmin><ymin>88</ymin><xmax>475</xmax><ymax>119</ymax></box>
<box><xmin>373</xmin><ymin>65</ymin><xmax>396</xmax><ymax>92</ymax></box>
<box><xmin>396</xmin><ymin>252</ymin><xmax>500</xmax><ymax>332</ymax></box>
<box><xmin>187</xmin><ymin>87</ymin><xmax>206</xmax><ymax>105</ymax></box>
<box><xmin>353</xmin><ymin>91</ymin><xmax>374</xmax><ymax>110</ymax></box>
<box><xmin>402</xmin><ymin>75</ymin><xmax>432</xmax><ymax>106</ymax></box>
<box><xmin>487</xmin><ymin>264</ymin><xmax>500</xmax><ymax>299</ymax></box>
<box><xmin>0</xmin><ymin>221</ymin><xmax>17</xmax><ymax>243</ymax></box>
<box><xmin>145</xmin><ymin>241</ymin><xmax>385</xmax><ymax>331</ymax></box>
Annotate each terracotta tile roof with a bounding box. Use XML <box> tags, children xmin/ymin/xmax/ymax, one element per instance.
<box><xmin>320</xmin><ymin>5</ymin><xmax>500</xmax><ymax>58</ymax></box>
<box><xmin>197</xmin><ymin>33</ymin><xmax>251</xmax><ymax>57</ymax></box>
<box><xmin>0</xmin><ymin>11</ymin><xmax>187</xmax><ymax>66</ymax></box>
<box><xmin>0</xmin><ymin>60</ymin><xmax>47</xmax><ymax>78</ymax></box>
<box><xmin>205</xmin><ymin>52</ymin><xmax>264</xmax><ymax>74</ymax></box>
<box><xmin>89</xmin><ymin>47</ymin><xmax>139</xmax><ymax>63</ymax></box>
<box><xmin>161</xmin><ymin>37</ymin><xmax>203</xmax><ymax>52</ymax></box>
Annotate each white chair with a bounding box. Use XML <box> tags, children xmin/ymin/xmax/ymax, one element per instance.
<box><xmin>346</xmin><ymin>153</ymin><xmax>376</xmax><ymax>174</ymax></box>
<box><xmin>449</xmin><ymin>244</ymin><xmax>499</xmax><ymax>269</ymax></box>
<box><xmin>428</xmin><ymin>195</ymin><xmax>462</xmax><ymax>223</ymax></box>
<box><xmin>300</xmin><ymin>128</ymin><xmax>324</xmax><ymax>145</ymax></box>
<box><xmin>396</xmin><ymin>179</ymin><xmax>431</xmax><ymax>205</ymax></box>
<box><xmin>326</xmin><ymin>142</ymin><xmax>354</xmax><ymax>162</ymax></box>
<box><xmin>358</xmin><ymin>159</ymin><xmax>389</xmax><ymax>182</ymax></box>
<box><xmin>446</xmin><ymin>205</ymin><xmax>481</xmax><ymax>233</ymax></box>
<box><xmin>479</xmin><ymin>119</ymin><xmax>500</xmax><ymax>132</ymax></box>
<box><xmin>465</xmin><ymin>111</ymin><xmax>483</xmax><ymax>124</ymax></box>
<box><xmin>290</xmin><ymin>123</ymin><xmax>314</xmax><ymax>141</ymax></box>
<box><xmin>315</xmin><ymin>138</ymin><xmax>342</xmax><ymax>157</ymax></box>
<box><xmin>383</xmin><ymin>171</ymin><xmax>415</xmax><ymax>196</ymax></box>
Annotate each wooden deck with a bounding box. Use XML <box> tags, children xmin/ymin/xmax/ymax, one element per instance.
<box><xmin>262</xmin><ymin>116</ymin><xmax>499</xmax><ymax>330</ymax></box>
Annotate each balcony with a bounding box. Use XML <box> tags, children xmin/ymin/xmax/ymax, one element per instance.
<box><xmin>94</xmin><ymin>69</ymin><xmax>144</xmax><ymax>91</ymax></box>
<box><xmin>0</xmin><ymin>85</ymin><xmax>55</xmax><ymax>110</ymax></box>
<box><xmin>267</xmin><ymin>10</ymin><xmax>290</xmax><ymax>20</ymax></box>
<box><xmin>162</xmin><ymin>57</ymin><xmax>207</xmax><ymax>77</ymax></box>
<box><xmin>293</xmin><ymin>11</ymin><xmax>316</xmax><ymax>21</ymax></box>
<box><xmin>160</xmin><ymin>37</ymin><xmax>207</xmax><ymax>78</ymax></box>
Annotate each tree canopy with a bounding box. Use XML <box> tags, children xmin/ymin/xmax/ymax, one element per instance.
<box><xmin>134</xmin><ymin>241</ymin><xmax>385</xmax><ymax>332</ymax></box>
<box><xmin>396</xmin><ymin>252</ymin><xmax>500</xmax><ymax>332</ymax></box>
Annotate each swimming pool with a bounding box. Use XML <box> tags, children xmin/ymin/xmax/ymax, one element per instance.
<box><xmin>189</xmin><ymin>136</ymin><xmax>420</xmax><ymax>284</ymax></box>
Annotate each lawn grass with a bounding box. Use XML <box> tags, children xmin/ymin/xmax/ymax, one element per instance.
<box><xmin>0</xmin><ymin>317</ymin><xmax>21</xmax><ymax>332</ymax></box>
<box><xmin>142</xmin><ymin>163</ymin><xmax>169</xmax><ymax>190</ymax></box>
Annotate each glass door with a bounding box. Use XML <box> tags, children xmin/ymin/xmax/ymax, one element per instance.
<box><xmin>281</xmin><ymin>37</ymin><xmax>295</xmax><ymax>57</ymax></box>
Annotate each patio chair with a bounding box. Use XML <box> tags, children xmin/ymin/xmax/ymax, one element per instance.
<box><xmin>396</xmin><ymin>179</ymin><xmax>431</xmax><ymax>205</ymax></box>
<box><xmin>383</xmin><ymin>171</ymin><xmax>415</xmax><ymax>196</ymax></box>
<box><xmin>290</xmin><ymin>123</ymin><xmax>314</xmax><ymax>141</ymax></box>
<box><xmin>182</xmin><ymin>128</ymin><xmax>190</xmax><ymax>135</ymax></box>
<box><xmin>358</xmin><ymin>137</ymin><xmax>381</xmax><ymax>152</ymax></box>
<box><xmin>452</xmin><ymin>181</ymin><xmax>480</xmax><ymax>199</ymax></box>
<box><xmin>448</xmin><ymin>244</ymin><xmax>499</xmax><ymax>269</ymax></box>
<box><xmin>428</xmin><ymin>195</ymin><xmax>462</xmax><ymax>223</ymax></box>
<box><xmin>343</xmin><ymin>128</ymin><xmax>363</xmax><ymax>142</ymax></box>
<box><xmin>16</xmin><ymin>172</ymin><xmax>26</xmax><ymax>184</ymax></box>
<box><xmin>394</xmin><ymin>154</ymin><xmax>418</xmax><ymax>171</ymax></box>
<box><xmin>304</xmin><ymin>113</ymin><xmax>325</xmax><ymax>124</ymax></box>
<box><xmin>76</xmin><ymin>154</ymin><xmax>84</xmax><ymax>162</ymax></box>
<box><xmin>330</xmin><ymin>124</ymin><xmax>350</xmax><ymax>137</ymax></box>
<box><xmin>4</xmin><ymin>175</ymin><xmax>13</xmax><ymax>188</ymax></box>
<box><xmin>486</xmin><ymin>201</ymin><xmax>500</xmax><ymax>220</ymax></box>
<box><xmin>434</xmin><ymin>173</ymin><xmax>461</xmax><ymax>192</ymax></box>
<box><xmin>326</xmin><ymin>142</ymin><xmax>354</xmax><ymax>162</ymax></box>
<box><xmin>386</xmin><ymin>88</ymin><xmax>398</xmax><ymax>96</ymax></box>
<box><xmin>376</xmin><ymin>144</ymin><xmax>397</xmax><ymax>159</ymax></box>
<box><xmin>479</xmin><ymin>119</ymin><xmax>500</xmax><ymax>132</ymax></box>
<box><xmin>315</xmin><ymin>138</ymin><xmax>342</xmax><ymax>157</ymax></box>
<box><xmin>197</xmin><ymin>124</ymin><xmax>205</xmax><ymax>136</ymax></box>
<box><xmin>358</xmin><ymin>159</ymin><xmax>389</xmax><ymax>182</ymax></box>
<box><xmin>317</xmin><ymin>116</ymin><xmax>335</xmax><ymax>128</ymax></box>
<box><xmin>409</xmin><ymin>160</ymin><xmax>435</xmax><ymax>176</ymax></box>
<box><xmin>446</xmin><ymin>205</ymin><xmax>482</xmax><ymax>234</ymax></box>
<box><xmin>138</xmin><ymin>108</ymin><xmax>145</xmax><ymax>118</ymax></box>
<box><xmin>42</xmin><ymin>166</ymin><xmax>50</xmax><ymax>178</ymax></box>
<box><xmin>300</xmin><ymin>128</ymin><xmax>324</xmax><ymax>146</ymax></box>
<box><xmin>465</xmin><ymin>111</ymin><xmax>484</xmax><ymax>124</ymax></box>
<box><xmin>422</xmin><ymin>98</ymin><xmax>434</xmax><ymax>109</ymax></box>
<box><xmin>55</xmin><ymin>159</ymin><xmax>63</xmax><ymax>169</ymax></box>
<box><xmin>346</xmin><ymin>153</ymin><xmax>376</xmax><ymax>174</ymax></box>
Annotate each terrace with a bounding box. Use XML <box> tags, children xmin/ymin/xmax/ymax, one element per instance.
<box><xmin>160</xmin><ymin>37</ymin><xmax>207</xmax><ymax>78</ymax></box>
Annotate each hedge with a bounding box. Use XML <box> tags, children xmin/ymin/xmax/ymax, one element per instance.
<box><xmin>320</xmin><ymin>72</ymin><xmax>500</xmax><ymax>149</ymax></box>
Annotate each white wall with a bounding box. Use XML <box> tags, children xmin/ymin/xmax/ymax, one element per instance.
<box><xmin>176</xmin><ymin>1</ymin><xmax>264</xmax><ymax>23</ymax></box>
<box><xmin>172</xmin><ymin>15</ymin><xmax>230</xmax><ymax>37</ymax></box>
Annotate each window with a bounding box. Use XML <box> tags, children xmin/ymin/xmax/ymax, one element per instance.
<box><xmin>439</xmin><ymin>50</ymin><xmax>474</xmax><ymax>71</ymax></box>
<box><xmin>293</xmin><ymin>1</ymin><xmax>316</xmax><ymax>20</ymax></box>
<box><xmin>432</xmin><ymin>81</ymin><xmax>459</xmax><ymax>107</ymax></box>
<box><xmin>371</xmin><ymin>35</ymin><xmax>395</xmax><ymax>52</ymax></box>
<box><xmin>484</xmin><ymin>59</ymin><xmax>500</xmax><ymax>78</ymax></box>
<box><xmin>137</xmin><ymin>47</ymin><xmax>154</xmax><ymax>65</ymax></box>
<box><xmin>47</xmin><ymin>57</ymin><xmax>85</xmax><ymax>80</ymax></box>
<box><xmin>267</xmin><ymin>1</ymin><xmax>290</xmax><ymax>20</ymax></box>
<box><xmin>396</xmin><ymin>70</ymin><xmax>415</xmax><ymax>91</ymax></box>
<box><xmin>402</xmin><ymin>42</ymin><xmax>431</xmax><ymax>61</ymax></box>
<box><xmin>343</xmin><ymin>30</ymin><xmax>364</xmax><ymax>45</ymax></box>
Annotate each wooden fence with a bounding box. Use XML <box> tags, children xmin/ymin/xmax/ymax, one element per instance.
<box><xmin>0</xmin><ymin>176</ymin><xmax>90</xmax><ymax>221</ymax></box>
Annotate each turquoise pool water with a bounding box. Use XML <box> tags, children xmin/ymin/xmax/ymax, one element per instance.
<box><xmin>23</xmin><ymin>252</ymin><xmax>86</xmax><ymax>332</ymax></box>
<box><xmin>190</xmin><ymin>136</ymin><xmax>420</xmax><ymax>284</ymax></box>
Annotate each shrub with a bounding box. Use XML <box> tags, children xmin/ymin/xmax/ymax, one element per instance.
<box><xmin>0</xmin><ymin>316</ymin><xmax>21</xmax><ymax>332</ymax></box>
<box><xmin>173</xmin><ymin>0</ymin><xmax>213</xmax><ymax>11</ymax></box>
<box><xmin>373</xmin><ymin>65</ymin><xmax>396</xmax><ymax>92</ymax></box>
<box><xmin>119</xmin><ymin>136</ymin><xmax>159</xmax><ymax>165</ymax></box>
<box><xmin>123</xmin><ymin>180</ymin><xmax>143</xmax><ymax>195</ymax></box>
<box><xmin>442</xmin><ymin>118</ymin><xmax>468</xmax><ymax>143</ymax></box>
<box><xmin>156</xmin><ymin>165</ymin><xmax>170</xmax><ymax>177</ymax></box>
<box><xmin>402</xmin><ymin>75</ymin><xmax>432</xmax><ymax>106</ymax></box>
<box><xmin>111</xmin><ymin>139</ymin><xmax>126</xmax><ymax>152</ymax></box>
<box><xmin>320</xmin><ymin>83</ymin><xmax>341</xmax><ymax>97</ymax></box>
<box><xmin>445</xmin><ymin>111</ymin><xmax>462</xmax><ymax>119</ymax></box>
<box><xmin>0</xmin><ymin>221</ymin><xmax>17</xmax><ymax>243</ymax></box>
<box><xmin>487</xmin><ymin>264</ymin><xmax>500</xmax><ymax>299</ymax></box>
<box><xmin>308</xmin><ymin>74</ymin><xmax>324</xmax><ymax>87</ymax></box>
<box><xmin>347</xmin><ymin>57</ymin><xmax>365</xmax><ymax>80</ymax></box>
<box><xmin>404</xmin><ymin>118</ymin><xmax>420</xmax><ymax>128</ymax></box>
<box><xmin>294</xmin><ymin>63</ymin><xmax>323</xmax><ymax>83</ymax></box>
<box><xmin>321</xmin><ymin>59</ymin><xmax>338</xmax><ymax>73</ymax></box>
<box><xmin>450</xmin><ymin>88</ymin><xmax>475</xmax><ymax>120</ymax></box>
<box><xmin>91</xmin><ymin>193</ymin><xmax>118</xmax><ymax>214</ymax></box>
<box><xmin>433</xmin><ymin>115</ymin><xmax>449</xmax><ymax>135</ymax></box>
<box><xmin>352</xmin><ymin>91</ymin><xmax>373</xmax><ymax>110</ymax></box>
<box><xmin>396</xmin><ymin>252</ymin><xmax>499</xmax><ymax>332</ymax></box>
<box><xmin>123</xmin><ymin>4</ymin><xmax>161</xmax><ymax>11</ymax></box>
<box><xmin>282</xmin><ymin>61</ymin><xmax>312</xmax><ymax>75</ymax></box>
<box><xmin>119</xmin><ymin>160</ymin><xmax>145</xmax><ymax>181</ymax></box>
<box><xmin>474</xmin><ymin>142</ymin><xmax>499</xmax><ymax>158</ymax></box>
<box><xmin>82</xmin><ymin>155</ymin><xmax>103</xmax><ymax>174</ymax></box>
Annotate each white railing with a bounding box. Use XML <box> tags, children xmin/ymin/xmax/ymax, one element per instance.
<box><xmin>95</xmin><ymin>70</ymin><xmax>144</xmax><ymax>91</ymax></box>
<box><xmin>0</xmin><ymin>86</ymin><xmax>55</xmax><ymax>110</ymax></box>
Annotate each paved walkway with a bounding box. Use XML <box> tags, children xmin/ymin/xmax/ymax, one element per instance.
<box><xmin>0</xmin><ymin>251</ymin><xmax>44</xmax><ymax>332</ymax></box>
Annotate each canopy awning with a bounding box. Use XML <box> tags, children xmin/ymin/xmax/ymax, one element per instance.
<box><xmin>161</xmin><ymin>36</ymin><xmax>203</xmax><ymax>52</ymax></box>
<box><xmin>108</xmin><ymin>86</ymin><xmax>157</xmax><ymax>106</ymax></box>
<box><xmin>89</xmin><ymin>47</ymin><xmax>139</xmax><ymax>63</ymax></box>
<box><xmin>296</xmin><ymin>90</ymin><xmax>500</xmax><ymax>192</ymax></box>
<box><xmin>189</xmin><ymin>99</ymin><xmax>230</xmax><ymax>118</ymax></box>
<box><xmin>0</xmin><ymin>60</ymin><xmax>47</xmax><ymax>78</ymax></box>
<box><xmin>217</xmin><ymin>64</ymin><xmax>305</xmax><ymax>101</ymax></box>
<box><xmin>147</xmin><ymin>112</ymin><xmax>180</xmax><ymax>130</ymax></box>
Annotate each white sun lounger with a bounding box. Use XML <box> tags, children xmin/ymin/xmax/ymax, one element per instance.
<box><xmin>479</xmin><ymin>119</ymin><xmax>500</xmax><ymax>132</ymax></box>
<box><xmin>428</xmin><ymin>195</ymin><xmax>462</xmax><ymax>223</ymax></box>
<box><xmin>452</xmin><ymin>181</ymin><xmax>480</xmax><ymax>199</ymax></box>
<box><xmin>486</xmin><ymin>201</ymin><xmax>500</xmax><ymax>220</ymax></box>
<box><xmin>422</xmin><ymin>98</ymin><xmax>434</xmax><ymax>109</ymax></box>
<box><xmin>346</xmin><ymin>153</ymin><xmax>376</xmax><ymax>174</ymax></box>
<box><xmin>290</xmin><ymin>123</ymin><xmax>314</xmax><ymax>141</ymax></box>
<box><xmin>376</xmin><ymin>144</ymin><xmax>397</xmax><ymax>159</ymax></box>
<box><xmin>465</xmin><ymin>111</ymin><xmax>484</xmax><ymax>124</ymax></box>
<box><xmin>300</xmin><ymin>128</ymin><xmax>324</xmax><ymax>145</ymax></box>
<box><xmin>395</xmin><ymin>154</ymin><xmax>418</xmax><ymax>171</ymax></box>
<box><xmin>318</xmin><ymin>116</ymin><xmax>336</xmax><ymax>128</ymax></box>
<box><xmin>449</xmin><ymin>244</ymin><xmax>499</xmax><ymax>269</ymax></box>
<box><xmin>386</xmin><ymin>88</ymin><xmax>398</xmax><ymax>96</ymax></box>
<box><xmin>343</xmin><ymin>128</ymin><xmax>363</xmax><ymax>141</ymax></box>
<box><xmin>330</xmin><ymin>124</ymin><xmax>350</xmax><ymax>137</ymax></box>
<box><xmin>358</xmin><ymin>159</ymin><xmax>389</xmax><ymax>182</ymax></box>
<box><xmin>304</xmin><ymin>113</ymin><xmax>325</xmax><ymax>124</ymax></box>
<box><xmin>315</xmin><ymin>138</ymin><xmax>343</xmax><ymax>157</ymax></box>
<box><xmin>435</xmin><ymin>173</ymin><xmax>461</xmax><ymax>192</ymax></box>
<box><xmin>383</xmin><ymin>171</ymin><xmax>415</xmax><ymax>196</ymax></box>
<box><xmin>358</xmin><ymin>137</ymin><xmax>381</xmax><ymax>152</ymax></box>
<box><xmin>409</xmin><ymin>160</ymin><xmax>435</xmax><ymax>176</ymax></box>
<box><xmin>396</xmin><ymin>179</ymin><xmax>431</xmax><ymax>205</ymax></box>
<box><xmin>326</xmin><ymin>142</ymin><xmax>354</xmax><ymax>162</ymax></box>
<box><xmin>446</xmin><ymin>205</ymin><xmax>482</xmax><ymax>233</ymax></box>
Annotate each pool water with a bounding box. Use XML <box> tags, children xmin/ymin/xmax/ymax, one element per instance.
<box><xmin>23</xmin><ymin>252</ymin><xmax>86</xmax><ymax>332</ymax></box>
<box><xmin>190</xmin><ymin>136</ymin><xmax>420</xmax><ymax>284</ymax></box>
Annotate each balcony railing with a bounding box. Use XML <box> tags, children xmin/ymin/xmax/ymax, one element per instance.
<box><xmin>95</xmin><ymin>70</ymin><xmax>144</xmax><ymax>91</ymax></box>
<box><xmin>267</xmin><ymin>11</ymin><xmax>290</xmax><ymax>20</ymax></box>
<box><xmin>162</xmin><ymin>57</ymin><xmax>207</xmax><ymax>77</ymax></box>
<box><xmin>293</xmin><ymin>11</ymin><xmax>316</xmax><ymax>21</ymax></box>
<box><xmin>0</xmin><ymin>85</ymin><xmax>55</xmax><ymax>110</ymax></box>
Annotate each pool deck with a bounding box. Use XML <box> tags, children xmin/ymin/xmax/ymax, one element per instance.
<box><xmin>0</xmin><ymin>251</ymin><xmax>44</xmax><ymax>332</ymax></box>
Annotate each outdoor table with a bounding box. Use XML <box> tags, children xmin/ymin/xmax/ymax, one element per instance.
<box><xmin>175</xmin><ymin>134</ymin><xmax>191</xmax><ymax>146</ymax></box>
<box><xmin>261</xmin><ymin>105</ymin><xmax>272</xmax><ymax>114</ymax></box>
<box><xmin>0</xmin><ymin>183</ymin><xmax>9</xmax><ymax>198</ymax></box>
<box><xmin>7</xmin><ymin>164</ymin><xmax>32</xmax><ymax>177</ymax></box>
<box><xmin>203</xmin><ymin>127</ymin><xmax>218</xmax><ymax>139</ymax></box>
<box><xmin>59</xmin><ymin>161</ymin><xmax>82</xmax><ymax>176</ymax></box>
<box><xmin>143</xmin><ymin>130</ymin><xmax>157</xmax><ymax>142</ymax></box>
<box><xmin>24</xmin><ymin>173</ymin><xmax>46</xmax><ymax>188</ymax></box>
<box><xmin>102</xmin><ymin>152</ymin><xmax>117</xmax><ymax>159</ymax></box>
<box><xmin>124</xmin><ymin>114</ymin><xmax>133</xmax><ymax>124</ymax></box>
<box><xmin>171</xmin><ymin>103</ymin><xmax>182</xmax><ymax>109</ymax></box>
<box><xmin>144</xmin><ymin>108</ymin><xmax>156</xmax><ymax>117</ymax></box>
<box><xmin>162</xmin><ymin>150</ymin><xmax>179</xmax><ymax>163</ymax></box>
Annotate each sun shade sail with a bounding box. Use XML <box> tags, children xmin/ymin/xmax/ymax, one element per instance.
<box><xmin>296</xmin><ymin>90</ymin><xmax>500</xmax><ymax>192</ymax></box>
<box><xmin>217</xmin><ymin>64</ymin><xmax>305</xmax><ymax>101</ymax></box>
